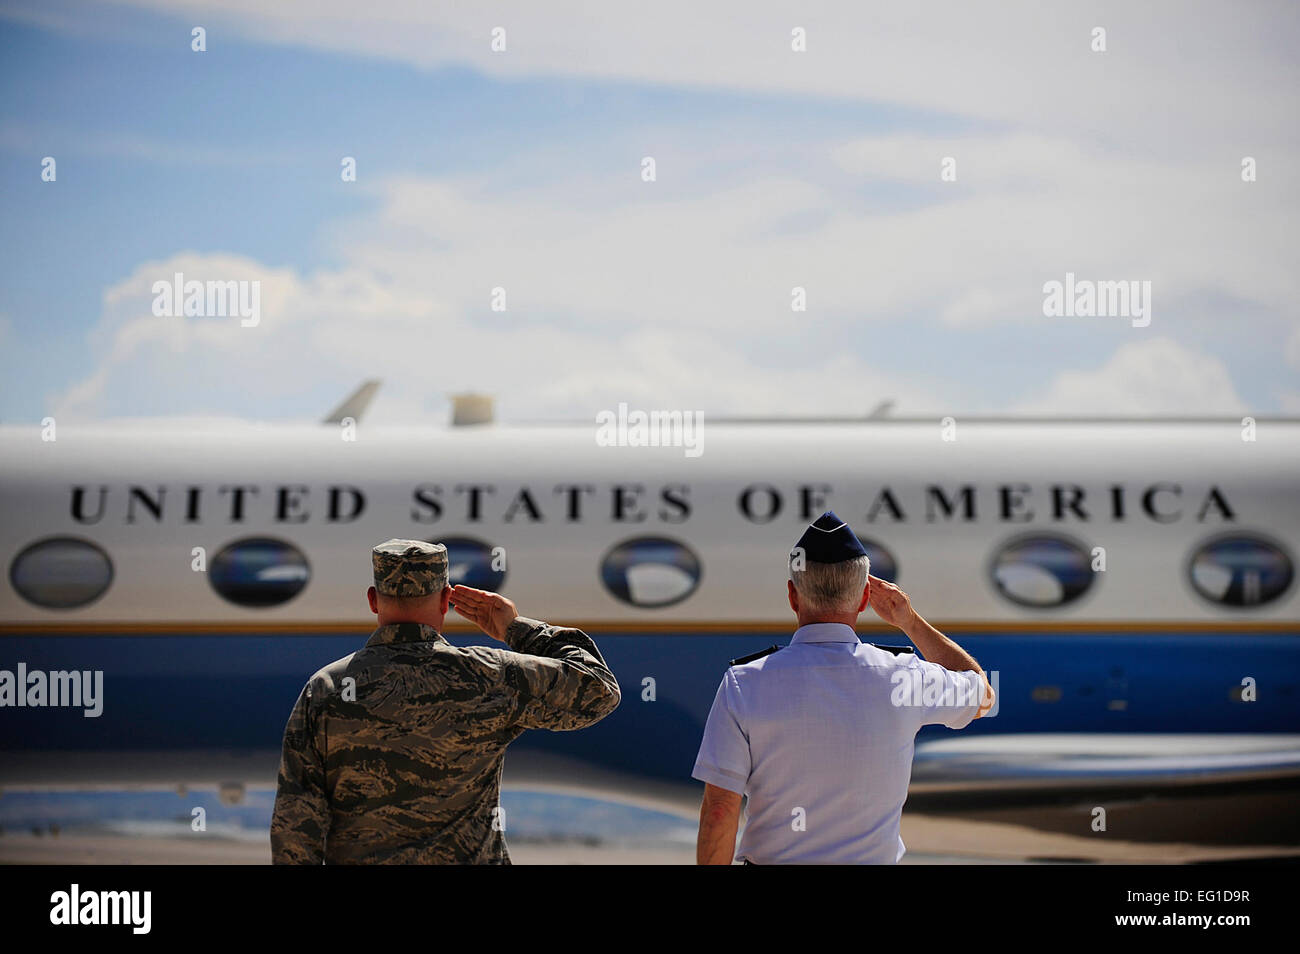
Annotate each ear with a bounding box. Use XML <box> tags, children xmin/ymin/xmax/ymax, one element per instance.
<box><xmin>787</xmin><ymin>579</ymin><xmax>799</xmax><ymax>614</ymax></box>
<box><xmin>857</xmin><ymin>578</ymin><xmax>871</xmax><ymax>613</ymax></box>
<box><xmin>439</xmin><ymin>585</ymin><xmax>452</xmax><ymax>615</ymax></box>
<box><xmin>367</xmin><ymin>586</ymin><xmax>379</xmax><ymax>614</ymax></box>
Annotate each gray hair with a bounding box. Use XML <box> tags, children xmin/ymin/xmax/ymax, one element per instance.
<box><xmin>789</xmin><ymin>555</ymin><xmax>871</xmax><ymax>615</ymax></box>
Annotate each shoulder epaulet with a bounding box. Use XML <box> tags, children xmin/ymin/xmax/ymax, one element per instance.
<box><xmin>867</xmin><ymin>642</ymin><xmax>915</xmax><ymax>656</ymax></box>
<box><xmin>730</xmin><ymin>645</ymin><xmax>781</xmax><ymax>667</ymax></box>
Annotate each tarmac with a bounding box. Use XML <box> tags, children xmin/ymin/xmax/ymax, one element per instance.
<box><xmin>2</xmin><ymin>783</ymin><xmax>1295</xmax><ymax>865</ymax></box>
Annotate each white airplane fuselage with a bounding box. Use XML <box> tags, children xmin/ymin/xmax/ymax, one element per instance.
<box><xmin>1</xmin><ymin>420</ymin><xmax>1297</xmax><ymax>784</ymax></box>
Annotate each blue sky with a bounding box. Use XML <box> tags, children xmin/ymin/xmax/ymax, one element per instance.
<box><xmin>2</xmin><ymin>0</ymin><xmax>1297</xmax><ymax>424</ymax></box>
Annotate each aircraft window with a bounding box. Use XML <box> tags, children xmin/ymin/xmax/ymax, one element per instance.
<box><xmin>990</xmin><ymin>534</ymin><xmax>1094</xmax><ymax>608</ymax></box>
<box><xmin>600</xmin><ymin>537</ymin><xmax>702</xmax><ymax>608</ymax></box>
<box><xmin>439</xmin><ymin>536</ymin><xmax>507</xmax><ymax>591</ymax></box>
<box><xmin>209</xmin><ymin>537</ymin><xmax>310</xmax><ymax>608</ymax></box>
<box><xmin>9</xmin><ymin>536</ymin><xmax>114</xmax><ymax>609</ymax></box>
<box><xmin>860</xmin><ymin>539</ymin><xmax>899</xmax><ymax>583</ymax></box>
<box><xmin>1189</xmin><ymin>534</ymin><xmax>1293</xmax><ymax>608</ymax></box>
<box><xmin>1031</xmin><ymin>686</ymin><xmax>1063</xmax><ymax>703</ymax></box>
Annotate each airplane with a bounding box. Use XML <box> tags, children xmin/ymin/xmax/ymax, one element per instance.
<box><xmin>1</xmin><ymin>384</ymin><xmax>1298</xmax><ymax>824</ymax></box>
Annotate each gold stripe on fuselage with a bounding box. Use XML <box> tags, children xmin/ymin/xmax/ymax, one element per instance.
<box><xmin>0</xmin><ymin>619</ymin><xmax>1295</xmax><ymax>635</ymax></box>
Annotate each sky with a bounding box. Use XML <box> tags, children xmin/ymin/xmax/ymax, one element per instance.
<box><xmin>1</xmin><ymin>0</ymin><xmax>1297</xmax><ymax>425</ymax></box>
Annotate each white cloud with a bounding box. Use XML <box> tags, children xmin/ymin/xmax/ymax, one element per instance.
<box><xmin>29</xmin><ymin>1</ymin><xmax>1297</xmax><ymax>421</ymax></box>
<box><xmin>336</xmin><ymin>132</ymin><xmax>1297</xmax><ymax>338</ymax></box>
<box><xmin>51</xmin><ymin>139</ymin><xmax>1293</xmax><ymax>421</ymax></box>
<box><xmin>1020</xmin><ymin>338</ymin><xmax>1250</xmax><ymax>415</ymax></box>
<box><xmin>50</xmin><ymin>242</ymin><xmax>947</xmax><ymax>423</ymax></box>
<box><xmin>104</xmin><ymin>1</ymin><xmax>1300</xmax><ymax>150</ymax></box>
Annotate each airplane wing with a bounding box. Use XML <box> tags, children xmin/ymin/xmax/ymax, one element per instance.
<box><xmin>908</xmin><ymin>733</ymin><xmax>1300</xmax><ymax>797</ymax></box>
<box><xmin>9</xmin><ymin>735</ymin><xmax>1299</xmax><ymax>812</ymax></box>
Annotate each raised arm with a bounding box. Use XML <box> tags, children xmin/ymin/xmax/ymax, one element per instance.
<box><xmin>452</xmin><ymin>585</ymin><xmax>621</xmax><ymax>730</ymax></box>
<box><xmin>868</xmin><ymin>575</ymin><xmax>996</xmax><ymax>718</ymax></box>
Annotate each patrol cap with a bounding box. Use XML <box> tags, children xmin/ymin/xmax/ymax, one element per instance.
<box><xmin>793</xmin><ymin>511</ymin><xmax>868</xmax><ymax>564</ymax></box>
<box><xmin>371</xmin><ymin>538</ymin><xmax>449</xmax><ymax>597</ymax></box>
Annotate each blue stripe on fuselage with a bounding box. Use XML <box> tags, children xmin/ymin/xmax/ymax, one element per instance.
<box><xmin>1</xmin><ymin>630</ymin><xmax>1296</xmax><ymax>780</ymax></box>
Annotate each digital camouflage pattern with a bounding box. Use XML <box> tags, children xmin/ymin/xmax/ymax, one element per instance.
<box><xmin>270</xmin><ymin>616</ymin><xmax>620</xmax><ymax>864</ymax></box>
<box><xmin>371</xmin><ymin>538</ymin><xmax>448</xmax><ymax>597</ymax></box>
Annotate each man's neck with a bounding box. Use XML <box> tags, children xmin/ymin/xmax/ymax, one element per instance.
<box><xmin>795</xmin><ymin>614</ymin><xmax>858</xmax><ymax>629</ymax></box>
<box><xmin>376</xmin><ymin>616</ymin><xmax>443</xmax><ymax>630</ymax></box>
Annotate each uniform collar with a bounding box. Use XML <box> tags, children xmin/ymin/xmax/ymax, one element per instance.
<box><xmin>365</xmin><ymin>622</ymin><xmax>446</xmax><ymax>647</ymax></box>
<box><xmin>791</xmin><ymin>622</ymin><xmax>861</xmax><ymax>645</ymax></box>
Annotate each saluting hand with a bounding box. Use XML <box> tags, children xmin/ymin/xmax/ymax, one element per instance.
<box><xmin>867</xmin><ymin>575</ymin><xmax>917</xmax><ymax>631</ymax></box>
<box><xmin>450</xmin><ymin>585</ymin><xmax>519</xmax><ymax>643</ymax></box>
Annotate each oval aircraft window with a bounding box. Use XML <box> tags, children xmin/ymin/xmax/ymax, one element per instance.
<box><xmin>991</xmin><ymin>534</ymin><xmax>1094</xmax><ymax>609</ymax></box>
<box><xmin>1189</xmin><ymin>534</ymin><xmax>1293</xmax><ymax>608</ymax></box>
<box><xmin>861</xmin><ymin>539</ymin><xmax>899</xmax><ymax>583</ymax></box>
<box><xmin>209</xmin><ymin>537</ymin><xmax>310</xmax><ymax>608</ymax></box>
<box><xmin>439</xmin><ymin>536</ymin><xmax>507</xmax><ymax>591</ymax></box>
<box><xmin>601</xmin><ymin>537</ymin><xmax>702</xmax><ymax>608</ymax></box>
<box><xmin>9</xmin><ymin>536</ymin><xmax>114</xmax><ymax>609</ymax></box>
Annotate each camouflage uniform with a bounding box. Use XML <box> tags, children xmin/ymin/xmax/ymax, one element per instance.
<box><xmin>270</xmin><ymin>539</ymin><xmax>620</xmax><ymax>864</ymax></box>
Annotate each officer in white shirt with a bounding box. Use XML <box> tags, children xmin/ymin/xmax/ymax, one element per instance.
<box><xmin>693</xmin><ymin>511</ymin><xmax>996</xmax><ymax>864</ymax></box>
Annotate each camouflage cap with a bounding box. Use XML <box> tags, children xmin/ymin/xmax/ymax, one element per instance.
<box><xmin>371</xmin><ymin>539</ymin><xmax>449</xmax><ymax>597</ymax></box>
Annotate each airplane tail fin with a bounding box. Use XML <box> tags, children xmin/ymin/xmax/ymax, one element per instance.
<box><xmin>323</xmin><ymin>380</ymin><xmax>381</xmax><ymax>424</ymax></box>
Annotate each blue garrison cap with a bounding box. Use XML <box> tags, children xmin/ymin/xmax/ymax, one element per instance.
<box><xmin>793</xmin><ymin>511</ymin><xmax>868</xmax><ymax>563</ymax></box>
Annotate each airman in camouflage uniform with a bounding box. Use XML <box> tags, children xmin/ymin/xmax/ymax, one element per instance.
<box><xmin>270</xmin><ymin>538</ymin><xmax>621</xmax><ymax>864</ymax></box>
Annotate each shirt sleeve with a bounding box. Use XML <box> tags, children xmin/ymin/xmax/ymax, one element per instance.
<box><xmin>270</xmin><ymin>681</ymin><xmax>330</xmax><ymax>864</ymax></box>
<box><xmin>691</xmin><ymin>670</ymin><xmax>751</xmax><ymax>794</ymax></box>
<box><xmin>908</xmin><ymin>656</ymin><xmax>985</xmax><ymax>730</ymax></box>
<box><xmin>500</xmin><ymin>616</ymin><xmax>622</xmax><ymax>731</ymax></box>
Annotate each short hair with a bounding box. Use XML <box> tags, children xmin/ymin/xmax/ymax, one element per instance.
<box><xmin>375</xmin><ymin>588</ymin><xmax>446</xmax><ymax>608</ymax></box>
<box><xmin>789</xmin><ymin>555</ymin><xmax>870</xmax><ymax>615</ymax></box>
